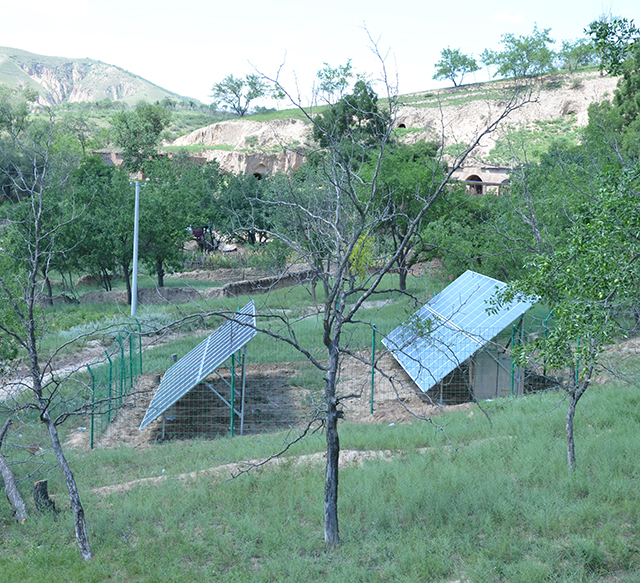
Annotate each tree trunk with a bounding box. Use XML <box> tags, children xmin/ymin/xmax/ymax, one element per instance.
<box><xmin>43</xmin><ymin>414</ymin><xmax>93</xmax><ymax>560</ymax></box>
<box><xmin>0</xmin><ymin>419</ymin><xmax>28</xmax><ymax>523</ymax></box>
<box><xmin>33</xmin><ymin>480</ymin><xmax>56</xmax><ymax>514</ymax></box>
<box><xmin>396</xmin><ymin>248</ymin><xmax>408</xmax><ymax>292</ymax></box>
<box><xmin>566</xmin><ymin>393</ymin><xmax>577</xmax><ymax>471</ymax></box>
<box><xmin>398</xmin><ymin>267</ymin><xmax>407</xmax><ymax>293</ymax></box>
<box><xmin>156</xmin><ymin>259</ymin><xmax>164</xmax><ymax>288</ymax></box>
<box><xmin>43</xmin><ymin>273</ymin><xmax>54</xmax><ymax>306</ymax></box>
<box><xmin>123</xmin><ymin>262</ymin><xmax>132</xmax><ymax>306</ymax></box>
<box><xmin>323</xmin><ymin>343</ymin><xmax>341</xmax><ymax>547</ymax></box>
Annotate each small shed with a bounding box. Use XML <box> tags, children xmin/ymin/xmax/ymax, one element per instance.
<box><xmin>383</xmin><ymin>271</ymin><xmax>535</xmax><ymax>403</ymax></box>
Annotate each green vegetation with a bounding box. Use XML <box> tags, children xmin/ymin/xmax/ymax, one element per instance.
<box><xmin>432</xmin><ymin>47</ymin><xmax>480</xmax><ymax>87</ymax></box>
<box><xmin>488</xmin><ymin>118</ymin><xmax>581</xmax><ymax>165</ymax></box>
<box><xmin>2</xmin><ymin>379</ymin><xmax>640</xmax><ymax>581</ymax></box>
<box><xmin>2</xmin><ymin>16</ymin><xmax>640</xmax><ymax>572</ymax></box>
<box><xmin>481</xmin><ymin>24</ymin><xmax>557</xmax><ymax>79</ymax></box>
<box><xmin>211</xmin><ymin>74</ymin><xmax>269</xmax><ymax>117</ymax></box>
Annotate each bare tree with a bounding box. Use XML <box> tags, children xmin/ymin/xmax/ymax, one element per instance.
<box><xmin>229</xmin><ymin>40</ymin><xmax>535</xmax><ymax>546</ymax></box>
<box><xmin>0</xmin><ymin>92</ymin><xmax>93</xmax><ymax>560</ymax></box>
<box><xmin>0</xmin><ymin>418</ymin><xmax>28</xmax><ymax>522</ymax></box>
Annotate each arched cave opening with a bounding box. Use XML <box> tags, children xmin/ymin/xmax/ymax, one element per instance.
<box><xmin>465</xmin><ymin>174</ymin><xmax>483</xmax><ymax>195</ymax></box>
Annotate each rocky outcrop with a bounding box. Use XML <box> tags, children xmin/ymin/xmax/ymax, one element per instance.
<box><xmin>169</xmin><ymin>118</ymin><xmax>311</xmax><ymax>175</ymax></box>
<box><xmin>192</xmin><ymin>148</ymin><xmax>305</xmax><ymax>176</ymax></box>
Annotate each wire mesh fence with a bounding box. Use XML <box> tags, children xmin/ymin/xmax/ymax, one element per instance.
<box><xmin>87</xmin><ymin>325</ymin><xmax>143</xmax><ymax>449</ymax></box>
<box><xmin>85</xmin><ymin>307</ymin><xmax>554</xmax><ymax>447</ymax></box>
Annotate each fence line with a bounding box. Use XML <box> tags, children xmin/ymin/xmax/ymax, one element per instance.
<box><xmin>88</xmin><ymin>323</ymin><xmax>143</xmax><ymax>449</ymax></box>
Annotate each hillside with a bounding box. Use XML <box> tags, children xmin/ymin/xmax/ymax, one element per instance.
<box><xmin>167</xmin><ymin>70</ymin><xmax>619</xmax><ymax>175</ymax></box>
<box><xmin>0</xmin><ymin>47</ymin><xmax>189</xmax><ymax>106</ymax></box>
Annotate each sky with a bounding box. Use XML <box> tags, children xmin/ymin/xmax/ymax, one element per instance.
<box><xmin>0</xmin><ymin>0</ymin><xmax>638</xmax><ymax>105</ymax></box>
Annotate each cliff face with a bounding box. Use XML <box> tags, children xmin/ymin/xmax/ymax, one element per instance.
<box><xmin>0</xmin><ymin>47</ymin><xmax>182</xmax><ymax>105</ymax></box>
<box><xmin>170</xmin><ymin>118</ymin><xmax>311</xmax><ymax>175</ymax></box>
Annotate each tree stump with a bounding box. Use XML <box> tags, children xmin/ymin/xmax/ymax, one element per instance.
<box><xmin>33</xmin><ymin>480</ymin><xmax>56</xmax><ymax>514</ymax></box>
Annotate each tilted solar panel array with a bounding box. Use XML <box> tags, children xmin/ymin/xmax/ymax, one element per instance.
<box><xmin>139</xmin><ymin>301</ymin><xmax>256</xmax><ymax>430</ymax></box>
<box><xmin>382</xmin><ymin>271</ymin><xmax>534</xmax><ymax>394</ymax></box>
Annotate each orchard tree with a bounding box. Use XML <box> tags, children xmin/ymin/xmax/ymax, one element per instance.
<box><xmin>368</xmin><ymin>140</ymin><xmax>446</xmax><ymax>290</ymax></box>
<box><xmin>482</xmin><ymin>24</ymin><xmax>556</xmax><ymax>79</ymax></box>
<box><xmin>211</xmin><ymin>74</ymin><xmax>267</xmax><ymax>117</ymax></box>
<box><xmin>496</xmin><ymin>164</ymin><xmax>640</xmax><ymax>471</ymax></box>
<box><xmin>557</xmin><ymin>38</ymin><xmax>598</xmax><ymax>71</ymax></box>
<box><xmin>312</xmin><ymin>79</ymin><xmax>389</xmax><ymax>149</ymax></box>
<box><xmin>433</xmin><ymin>47</ymin><xmax>480</xmax><ymax>86</ymax></box>
<box><xmin>140</xmin><ymin>157</ymin><xmax>222</xmax><ymax>286</ymax></box>
<box><xmin>70</xmin><ymin>156</ymin><xmax>137</xmax><ymax>301</ymax></box>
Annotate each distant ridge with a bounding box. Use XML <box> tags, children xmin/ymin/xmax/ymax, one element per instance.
<box><xmin>0</xmin><ymin>47</ymin><xmax>194</xmax><ymax>106</ymax></box>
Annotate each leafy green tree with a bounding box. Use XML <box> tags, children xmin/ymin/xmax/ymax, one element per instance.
<box><xmin>369</xmin><ymin>141</ymin><xmax>445</xmax><ymax>290</ymax></box>
<box><xmin>584</xmin><ymin>47</ymin><xmax>640</xmax><ymax>161</ymax></box>
<box><xmin>496</xmin><ymin>164</ymin><xmax>640</xmax><ymax>470</ymax></box>
<box><xmin>585</xmin><ymin>16</ymin><xmax>639</xmax><ymax>75</ymax></box>
<box><xmin>139</xmin><ymin>157</ymin><xmax>222</xmax><ymax>286</ymax></box>
<box><xmin>316</xmin><ymin>60</ymin><xmax>354</xmax><ymax>103</ymax></box>
<box><xmin>211</xmin><ymin>74</ymin><xmax>267</xmax><ymax>117</ymax></box>
<box><xmin>112</xmin><ymin>102</ymin><xmax>171</xmax><ymax>173</ymax></box>
<box><xmin>70</xmin><ymin>156</ymin><xmax>136</xmax><ymax>301</ymax></box>
<box><xmin>58</xmin><ymin>111</ymin><xmax>101</xmax><ymax>157</ymax></box>
<box><xmin>482</xmin><ymin>24</ymin><xmax>556</xmax><ymax>78</ymax></box>
<box><xmin>557</xmin><ymin>38</ymin><xmax>598</xmax><ymax>71</ymax></box>
<box><xmin>432</xmin><ymin>47</ymin><xmax>480</xmax><ymax>86</ymax></box>
<box><xmin>216</xmin><ymin>172</ymin><xmax>270</xmax><ymax>246</ymax></box>
<box><xmin>312</xmin><ymin>80</ymin><xmax>389</xmax><ymax>150</ymax></box>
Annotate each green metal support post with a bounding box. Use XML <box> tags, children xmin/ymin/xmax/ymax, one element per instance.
<box><xmin>88</xmin><ymin>365</ymin><xmax>95</xmax><ymax>450</ymax></box>
<box><xmin>370</xmin><ymin>324</ymin><xmax>376</xmax><ymax>415</ymax></box>
<box><xmin>105</xmin><ymin>350</ymin><xmax>113</xmax><ymax>425</ymax></box>
<box><xmin>230</xmin><ymin>352</ymin><xmax>235</xmax><ymax>437</ymax></box>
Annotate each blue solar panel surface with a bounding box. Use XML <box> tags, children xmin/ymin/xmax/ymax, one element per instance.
<box><xmin>139</xmin><ymin>301</ymin><xmax>256</xmax><ymax>430</ymax></box>
<box><xmin>382</xmin><ymin>271</ymin><xmax>534</xmax><ymax>394</ymax></box>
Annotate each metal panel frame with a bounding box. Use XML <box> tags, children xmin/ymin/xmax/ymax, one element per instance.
<box><xmin>139</xmin><ymin>301</ymin><xmax>256</xmax><ymax>430</ymax></box>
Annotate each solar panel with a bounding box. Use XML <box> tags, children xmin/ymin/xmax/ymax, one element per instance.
<box><xmin>382</xmin><ymin>271</ymin><xmax>535</xmax><ymax>394</ymax></box>
<box><xmin>139</xmin><ymin>301</ymin><xmax>256</xmax><ymax>430</ymax></box>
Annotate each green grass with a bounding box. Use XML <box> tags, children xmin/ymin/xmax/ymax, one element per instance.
<box><xmin>2</xmin><ymin>379</ymin><xmax>640</xmax><ymax>581</ymax></box>
<box><xmin>160</xmin><ymin>144</ymin><xmax>235</xmax><ymax>153</ymax></box>
<box><xmin>6</xmin><ymin>268</ymin><xmax>637</xmax><ymax>581</ymax></box>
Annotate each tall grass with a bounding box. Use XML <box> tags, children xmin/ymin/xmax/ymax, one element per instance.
<box><xmin>2</xmin><ymin>379</ymin><xmax>640</xmax><ymax>582</ymax></box>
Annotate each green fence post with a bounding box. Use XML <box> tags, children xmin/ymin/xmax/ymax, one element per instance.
<box><xmin>370</xmin><ymin>324</ymin><xmax>376</xmax><ymax>415</ymax></box>
<box><xmin>137</xmin><ymin>320</ymin><xmax>143</xmax><ymax>375</ymax></box>
<box><xmin>129</xmin><ymin>331</ymin><xmax>134</xmax><ymax>390</ymax></box>
<box><xmin>105</xmin><ymin>350</ymin><xmax>113</xmax><ymax>425</ymax></box>
<box><xmin>117</xmin><ymin>335</ymin><xmax>125</xmax><ymax>405</ymax></box>
<box><xmin>88</xmin><ymin>365</ymin><xmax>95</xmax><ymax>450</ymax></box>
<box><xmin>230</xmin><ymin>352</ymin><xmax>235</xmax><ymax>438</ymax></box>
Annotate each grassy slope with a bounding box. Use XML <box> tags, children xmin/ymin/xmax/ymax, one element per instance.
<box><xmin>1</xmin><ymin>377</ymin><xmax>639</xmax><ymax>582</ymax></box>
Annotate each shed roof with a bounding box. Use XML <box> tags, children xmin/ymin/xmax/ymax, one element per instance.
<box><xmin>382</xmin><ymin>271</ymin><xmax>534</xmax><ymax>394</ymax></box>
